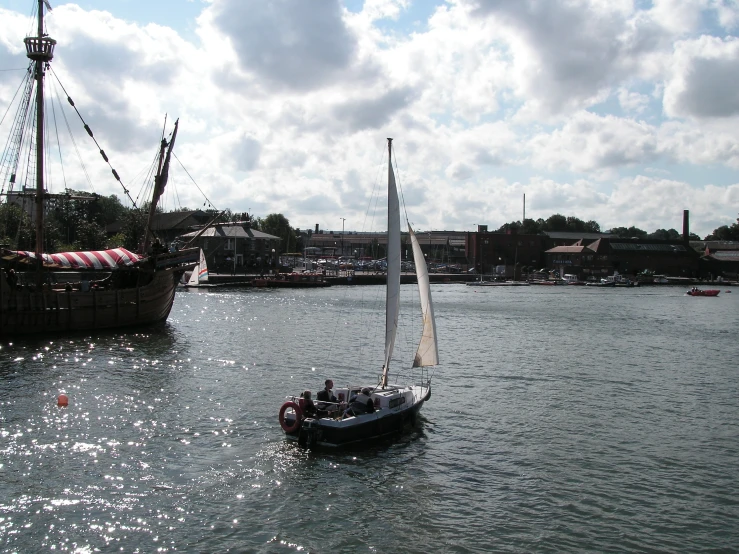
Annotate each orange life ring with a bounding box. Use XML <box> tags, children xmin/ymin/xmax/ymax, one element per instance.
<box><xmin>279</xmin><ymin>401</ymin><xmax>302</xmax><ymax>433</ymax></box>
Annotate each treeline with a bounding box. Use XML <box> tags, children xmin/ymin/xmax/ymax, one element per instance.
<box><xmin>0</xmin><ymin>191</ymin><xmax>736</xmax><ymax>253</ymax></box>
<box><xmin>495</xmin><ymin>213</ymin><xmax>739</xmax><ymax>241</ymax></box>
<box><xmin>0</xmin><ymin>190</ymin><xmax>297</xmax><ymax>254</ymax></box>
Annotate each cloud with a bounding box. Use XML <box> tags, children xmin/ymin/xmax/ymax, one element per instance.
<box><xmin>528</xmin><ymin>112</ymin><xmax>658</xmax><ymax>173</ymax></box>
<box><xmin>331</xmin><ymin>86</ymin><xmax>418</xmax><ymax>132</ymax></box>
<box><xmin>211</xmin><ymin>0</ymin><xmax>358</xmax><ymax>91</ymax></box>
<box><xmin>664</xmin><ymin>36</ymin><xmax>739</xmax><ymax>119</ymax></box>
<box><xmin>231</xmin><ymin>136</ymin><xmax>262</xmax><ymax>171</ymax></box>
<box><xmin>1</xmin><ymin>0</ymin><xmax>738</xmax><ymax>239</ymax></box>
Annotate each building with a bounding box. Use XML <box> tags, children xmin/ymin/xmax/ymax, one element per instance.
<box><xmin>105</xmin><ymin>210</ymin><xmax>212</xmax><ymax>245</ymax></box>
<box><xmin>690</xmin><ymin>241</ymin><xmax>739</xmax><ymax>280</ymax></box>
<box><xmin>306</xmin><ymin>228</ymin><xmax>467</xmax><ymax>265</ymax></box>
<box><xmin>545</xmin><ymin>237</ymin><xmax>700</xmax><ymax>278</ymax></box>
<box><xmin>466</xmin><ymin>228</ymin><xmax>547</xmax><ymax>277</ymax></box>
<box><xmin>178</xmin><ymin>222</ymin><xmax>280</xmax><ymax>274</ymax></box>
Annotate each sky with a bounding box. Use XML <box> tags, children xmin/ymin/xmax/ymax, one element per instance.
<box><xmin>1</xmin><ymin>0</ymin><xmax>738</xmax><ymax>239</ymax></box>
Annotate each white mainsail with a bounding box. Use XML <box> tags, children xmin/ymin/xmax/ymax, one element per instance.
<box><xmin>383</xmin><ymin>139</ymin><xmax>401</xmax><ymax>379</ymax></box>
<box><xmin>409</xmin><ymin>227</ymin><xmax>439</xmax><ymax>367</ymax></box>
<box><xmin>187</xmin><ymin>249</ymin><xmax>208</xmax><ymax>286</ymax></box>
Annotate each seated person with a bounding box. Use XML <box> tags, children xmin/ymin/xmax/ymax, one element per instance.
<box><xmin>343</xmin><ymin>387</ymin><xmax>375</xmax><ymax>418</ymax></box>
<box><xmin>300</xmin><ymin>390</ymin><xmax>317</xmax><ymax>418</ymax></box>
<box><xmin>316</xmin><ymin>379</ymin><xmax>338</xmax><ymax>414</ymax></box>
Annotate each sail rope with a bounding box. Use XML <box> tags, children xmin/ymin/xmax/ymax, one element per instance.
<box><xmin>48</xmin><ymin>67</ymin><xmax>139</xmax><ymax>210</ymax></box>
<box><xmin>173</xmin><ymin>152</ymin><xmax>218</xmax><ymax>210</ymax></box>
<box><xmin>47</xmin><ymin>76</ymin><xmax>95</xmax><ymax>193</ymax></box>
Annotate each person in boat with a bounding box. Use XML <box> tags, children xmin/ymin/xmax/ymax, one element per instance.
<box><xmin>317</xmin><ymin>379</ymin><xmax>337</xmax><ymax>404</ymax></box>
<box><xmin>343</xmin><ymin>388</ymin><xmax>375</xmax><ymax>418</ymax></box>
<box><xmin>300</xmin><ymin>390</ymin><xmax>317</xmax><ymax>418</ymax></box>
<box><xmin>316</xmin><ymin>379</ymin><xmax>340</xmax><ymax>416</ymax></box>
<box><xmin>5</xmin><ymin>268</ymin><xmax>17</xmax><ymax>289</ymax></box>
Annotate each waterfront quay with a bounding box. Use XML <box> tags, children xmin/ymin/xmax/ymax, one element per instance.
<box><xmin>202</xmin><ymin>271</ymin><xmax>736</xmax><ymax>288</ymax></box>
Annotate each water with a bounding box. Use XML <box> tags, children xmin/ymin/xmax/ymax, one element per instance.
<box><xmin>1</xmin><ymin>284</ymin><xmax>737</xmax><ymax>553</ymax></box>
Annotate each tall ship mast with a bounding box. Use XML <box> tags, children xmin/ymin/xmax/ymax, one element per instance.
<box><xmin>0</xmin><ymin>1</ymin><xmax>199</xmax><ymax>335</ymax></box>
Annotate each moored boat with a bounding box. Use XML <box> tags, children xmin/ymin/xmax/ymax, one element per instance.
<box><xmin>252</xmin><ymin>272</ymin><xmax>331</xmax><ymax>288</ymax></box>
<box><xmin>0</xmin><ymin>1</ymin><xmax>198</xmax><ymax>335</ymax></box>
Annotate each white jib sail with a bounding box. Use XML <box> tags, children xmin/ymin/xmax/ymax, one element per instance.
<box><xmin>409</xmin><ymin>227</ymin><xmax>439</xmax><ymax>367</ymax></box>
<box><xmin>187</xmin><ymin>249</ymin><xmax>206</xmax><ymax>286</ymax></box>
<box><xmin>383</xmin><ymin>142</ymin><xmax>401</xmax><ymax>374</ymax></box>
<box><xmin>197</xmin><ymin>249</ymin><xmax>208</xmax><ymax>282</ymax></box>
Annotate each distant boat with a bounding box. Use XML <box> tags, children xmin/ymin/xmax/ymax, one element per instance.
<box><xmin>183</xmin><ymin>250</ymin><xmax>215</xmax><ymax>288</ymax></box>
<box><xmin>475</xmin><ymin>281</ymin><xmax>530</xmax><ymax>287</ymax></box>
<box><xmin>252</xmin><ymin>272</ymin><xmax>331</xmax><ymax>288</ymax></box>
<box><xmin>0</xmin><ymin>1</ymin><xmax>198</xmax><ymax>335</ymax></box>
<box><xmin>277</xmin><ymin>138</ymin><xmax>436</xmax><ymax>448</ymax></box>
<box><xmin>585</xmin><ymin>280</ymin><xmax>616</xmax><ymax>287</ymax></box>
<box><xmin>686</xmin><ymin>288</ymin><xmax>720</xmax><ymax>297</ymax></box>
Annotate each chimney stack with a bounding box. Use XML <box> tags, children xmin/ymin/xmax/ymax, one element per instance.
<box><xmin>683</xmin><ymin>210</ymin><xmax>689</xmax><ymax>242</ymax></box>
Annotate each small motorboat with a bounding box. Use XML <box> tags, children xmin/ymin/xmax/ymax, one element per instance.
<box><xmin>686</xmin><ymin>287</ymin><xmax>720</xmax><ymax>297</ymax></box>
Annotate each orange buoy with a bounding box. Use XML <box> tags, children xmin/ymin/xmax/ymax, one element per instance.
<box><xmin>57</xmin><ymin>394</ymin><xmax>69</xmax><ymax>407</ymax></box>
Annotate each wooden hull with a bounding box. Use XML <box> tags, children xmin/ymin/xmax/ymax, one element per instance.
<box><xmin>0</xmin><ymin>266</ymin><xmax>187</xmax><ymax>335</ymax></box>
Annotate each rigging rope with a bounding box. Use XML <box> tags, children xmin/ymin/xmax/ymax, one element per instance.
<box><xmin>173</xmin><ymin>152</ymin><xmax>217</xmax><ymax>210</ymax></box>
<box><xmin>48</xmin><ymin>67</ymin><xmax>139</xmax><ymax>210</ymax></box>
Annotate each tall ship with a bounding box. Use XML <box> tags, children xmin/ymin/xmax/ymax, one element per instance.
<box><xmin>0</xmin><ymin>0</ymin><xmax>198</xmax><ymax>335</ymax></box>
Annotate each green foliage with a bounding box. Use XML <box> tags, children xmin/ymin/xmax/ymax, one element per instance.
<box><xmin>497</xmin><ymin>215</ymin><xmax>600</xmax><ymax>234</ymax></box>
<box><xmin>705</xmin><ymin>217</ymin><xmax>739</xmax><ymax>241</ymax></box>
<box><xmin>116</xmin><ymin>210</ymin><xmax>148</xmax><ymax>251</ymax></box>
<box><xmin>607</xmin><ymin>226</ymin><xmax>648</xmax><ymax>239</ymax></box>
<box><xmin>648</xmin><ymin>228</ymin><xmax>681</xmax><ymax>240</ymax></box>
<box><xmin>0</xmin><ymin>203</ymin><xmax>33</xmax><ymax>249</ymax></box>
<box><xmin>259</xmin><ymin>213</ymin><xmax>296</xmax><ymax>252</ymax></box>
<box><xmin>544</xmin><ymin>214</ymin><xmax>569</xmax><ymax>231</ymax></box>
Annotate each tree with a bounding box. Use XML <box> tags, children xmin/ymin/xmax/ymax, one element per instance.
<box><xmin>0</xmin><ymin>203</ymin><xmax>33</xmax><ymax>250</ymax></box>
<box><xmin>584</xmin><ymin>220</ymin><xmax>601</xmax><ymax>233</ymax></box>
<box><xmin>116</xmin><ymin>209</ymin><xmax>149</xmax><ymax>251</ymax></box>
<box><xmin>607</xmin><ymin>226</ymin><xmax>648</xmax><ymax>239</ymax></box>
<box><xmin>521</xmin><ymin>218</ymin><xmax>542</xmax><ymax>234</ymax></box>
<box><xmin>259</xmin><ymin>213</ymin><xmax>297</xmax><ymax>253</ymax></box>
<box><xmin>705</xmin><ymin>217</ymin><xmax>739</xmax><ymax>241</ymax></box>
<box><xmin>648</xmin><ymin>228</ymin><xmax>681</xmax><ymax>240</ymax></box>
<box><xmin>543</xmin><ymin>214</ymin><xmax>568</xmax><ymax>231</ymax></box>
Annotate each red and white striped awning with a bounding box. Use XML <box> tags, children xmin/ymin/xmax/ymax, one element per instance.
<box><xmin>1</xmin><ymin>248</ymin><xmax>142</xmax><ymax>269</ymax></box>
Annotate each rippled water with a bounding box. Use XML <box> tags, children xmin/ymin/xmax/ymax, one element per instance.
<box><xmin>1</xmin><ymin>284</ymin><xmax>737</xmax><ymax>553</ymax></box>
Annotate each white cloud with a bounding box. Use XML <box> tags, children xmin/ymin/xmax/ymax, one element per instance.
<box><xmin>1</xmin><ymin>0</ymin><xmax>738</xmax><ymax>239</ymax></box>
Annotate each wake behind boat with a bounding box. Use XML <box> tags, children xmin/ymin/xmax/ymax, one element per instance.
<box><xmin>278</xmin><ymin>139</ymin><xmax>437</xmax><ymax>448</ymax></box>
<box><xmin>0</xmin><ymin>1</ymin><xmax>198</xmax><ymax>335</ymax></box>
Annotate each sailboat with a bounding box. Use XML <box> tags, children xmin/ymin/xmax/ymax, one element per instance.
<box><xmin>183</xmin><ymin>249</ymin><xmax>214</xmax><ymax>288</ymax></box>
<box><xmin>0</xmin><ymin>0</ymin><xmax>199</xmax><ymax>335</ymax></box>
<box><xmin>278</xmin><ymin>138</ymin><xmax>437</xmax><ymax>448</ymax></box>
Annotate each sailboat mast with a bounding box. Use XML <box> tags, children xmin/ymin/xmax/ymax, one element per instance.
<box><xmin>381</xmin><ymin>137</ymin><xmax>400</xmax><ymax>389</ymax></box>
<box><xmin>25</xmin><ymin>0</ymin><xmax>55</xmax><ymax>281</ymax></box>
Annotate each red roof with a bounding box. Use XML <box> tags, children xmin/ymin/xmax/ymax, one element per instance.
<box><xmin>2</xmin><ymin>248</ymin><xmax>142</xmax><ymax>269</ymax></box>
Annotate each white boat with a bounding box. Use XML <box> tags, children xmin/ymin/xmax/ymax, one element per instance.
<box><xmin>183</xmin><ymin>249</ymin><xmax>215</xmax><ymax>288</ymax></box>
<box><xmin>278</xmin><ymin>139</ymin><xmax>437</xmax><ymax>448</ymax></box>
